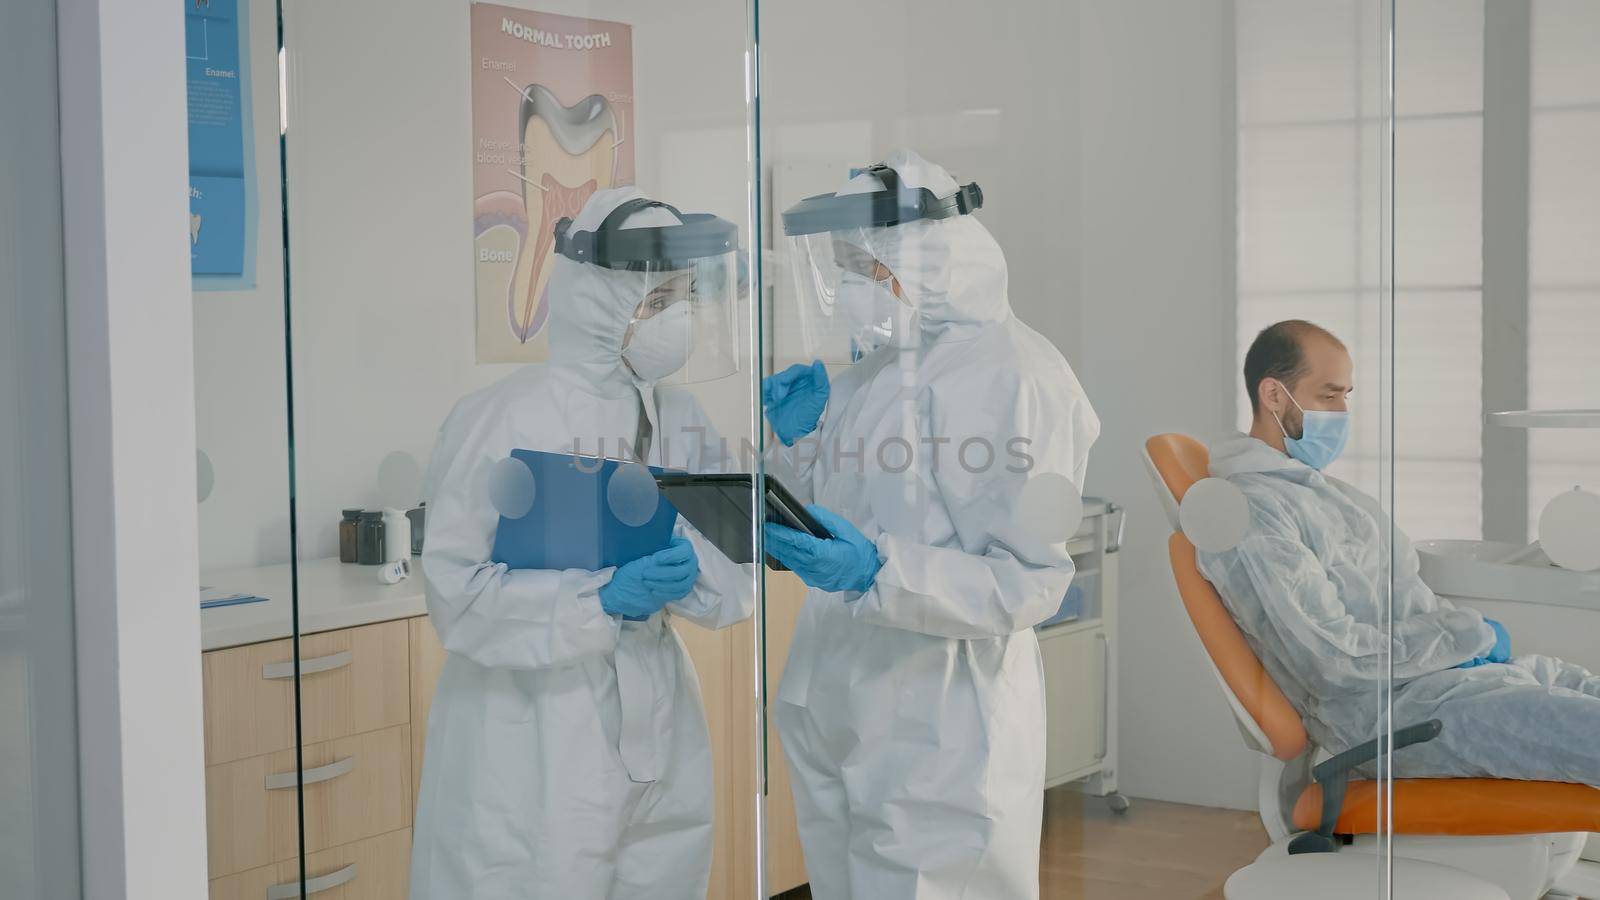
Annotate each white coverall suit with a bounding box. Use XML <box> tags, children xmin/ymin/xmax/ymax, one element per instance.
<box><xmin>770</xmin><ymin>152</ymin><xmax>1101</xmax><ymax>900</ymax></box>
<box><xmin>409</xmin><ymin>188</ymin><xmax>754</xmax><ymax>900</ymax></box>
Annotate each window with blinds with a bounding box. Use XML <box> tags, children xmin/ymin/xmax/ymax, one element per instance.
<box><xmin>1529</xmin><ymin>0</ymin><xmax>1600</xmax><ymax>537</ymax></box>
<box><xmin>1235</xmin><ymin>0</ymin><xmax>1486</xmax><ymax>542</ymax></box>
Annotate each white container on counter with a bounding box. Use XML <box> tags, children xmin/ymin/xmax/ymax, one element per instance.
<box><xmin>382</xmin><ymin>508</ymin><xmax>411</xmax><ymax>563</ymax></box>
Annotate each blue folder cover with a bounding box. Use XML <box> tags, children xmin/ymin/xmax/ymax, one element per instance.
<box><xmin>490</xmin><ymin>450</ymin><xmax>679</xmax><ymax>572</ymax></box>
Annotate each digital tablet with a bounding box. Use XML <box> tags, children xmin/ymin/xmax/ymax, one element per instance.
<box><xmin>652</xmin><ymin>473</ymin><xmax>832</xmax><ymax>568</ymax></box>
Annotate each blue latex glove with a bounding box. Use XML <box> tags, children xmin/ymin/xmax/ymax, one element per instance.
<box><xmin>762</xmin><ymin>361</ymin><xmax>829</xmax><ymax>446</ymax></box>
<box><xmin>1459</xmin><ymin>618</ymin><xmax>1513</xmax><ymax>668</ymax></box>
<box><xmin>1485</xmin><ymin>618</ymin><xmax>1512</xmax><ymax>663</ymax></box>
<box><xmin>599</xmin><ymin>536</ymin><xmax>700</xmax><ymax>621</ymax></box>
<box><xmin>763</xmin><ymin>504</ymin><xmax>881</xmax><ymax>594</ymax></box>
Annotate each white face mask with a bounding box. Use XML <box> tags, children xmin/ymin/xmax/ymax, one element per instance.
<box><xmin>622</xmin><ymin>301</ymin><xmax>694</xmax><ymax>382</ymax></box>
<box><xmin>835</xmin><ymin>270</ymin><xmax>899</xmax><ymax>359</ymax></box>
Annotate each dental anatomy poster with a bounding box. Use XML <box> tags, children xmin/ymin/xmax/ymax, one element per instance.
<box><xmin>471</xmin><ymin>5</ymin><xmax>635</xmax><ymax>363</ymax></box>
<box><xmin>185</xmin><ymin>0</ymin><xmax>255</xmax><ymax>287</ymax></box>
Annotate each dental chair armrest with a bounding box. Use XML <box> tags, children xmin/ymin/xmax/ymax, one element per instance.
<box><xmin>1312</xmin><ymin>719</ymin><xmax>1443</xmax><ymax>784</ymax></box>
<box><xmin>1288</xmin><ymin>719</ymin><xmax>1443</xmax><ymax>855</ymax></box>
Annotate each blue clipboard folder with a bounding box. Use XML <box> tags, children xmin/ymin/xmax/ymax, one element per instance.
<box><xmin>490</xmin><ymin>450</ymin><xmax>680</xmax><ymax>572</ymax></box>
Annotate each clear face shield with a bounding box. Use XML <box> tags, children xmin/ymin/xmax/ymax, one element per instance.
<box><xmin>554</xmin><ymin>198</ymin><xmax>741</xmax><ymax>386</ymax></box>
<box><xmin>781</xmin><ymin>165</ymin><xmax>983</xmax><ymax>365</ymax></box>
<box><xmin>620</xmin><ymin>252</ymin><xmax>739</xmax><ymax>386</ymax></box>
<box><xmin>787</xmin><ymin>229</ymin><xmax>906</xmax><ymax>365</ymax></box>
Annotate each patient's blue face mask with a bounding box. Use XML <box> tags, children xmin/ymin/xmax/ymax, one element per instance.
<box><xmin>1271</xmin><ymin>380</ymin><xmax>1350</xmax><ymax>471</ymax></box>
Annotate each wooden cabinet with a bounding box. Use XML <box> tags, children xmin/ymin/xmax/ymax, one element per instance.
<box><xmin>200</xmin><ymin>529</ymin><xmax>1117</xmax><ymax>897</ymax></box>
<box><xmin>204</xmin><ymin>744</ymin><xmax>303</xmax><ymax>876</ymax></box>
<box><xmin>203</xmin><ymin>621</ymin><xmax>416</xmax><ymax>896</ymax></box>
<box><xmin>294</xmin><ymin>623</ymin><xmax>411</xmax><ymax>747</ymax></box>
<box><xmin>297</xmin><ymin>725</ymin><xmax>412</xmax><ymax>857</ymax></box>
<box><xmin>675</xmin><ymin>615</ymin><xmax>738</xmax><ymax>900</ymax></box>
<box><xmin>205</xmin><ymin>724</ymin><xmax>412</xmax><ymax>878</ymax></box>
<box><xmin>208</xmin><ymin>828</ymin><xmax>412</xmax><ymax>900</ymax></box>
<box><xmin>201</xmin><ymin>621</ymin><xmax>409</xmax><ymax>768</ymax></box>
<box><xmin>205</xmin><ymin>598</ymin><xmax>808</xmax><ymax>899</ymax></box>
<box><xmin>756</xmin><ymin>574</ymin><xmax>810</xmax><ymax>896</ymax></box>
<box><xmin>407</xmin><ymin>618</ymin><xmax>447</xmax><ymax>815</ymax></box>
<box><xmin>200</xmin><ymin>637</ymin><xmax>302</xmax><ymax>767</ymax></box>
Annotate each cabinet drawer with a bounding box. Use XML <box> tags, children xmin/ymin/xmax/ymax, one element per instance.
<box><xmin>203</xmin><ymin>620</ymin><xmax>411</xmax><ymax>766</ymax></box>
<box><xmin>209</xmin><ymin>827</ymin><xmax>412</xmax><ymax>900</ymax></box>
<box><xmin>206</xmin><ymin>724</ymin><xmax>413</xmax><ymax>879</ymax></box>
<box><xmin>1040</xmin><ymin>625</ymin><xmax>1107</xmax><ymax>783</ymax></box>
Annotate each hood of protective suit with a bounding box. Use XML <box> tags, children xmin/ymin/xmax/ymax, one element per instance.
<box><xmin>835</xmin><ymin>149</ymin><xmax>1011</xmax><ymax>338</ymax></box>
<box><xmin>1208</xmin><ymin>432</ymin><xmax>1315</xmax><ymax>480</ymax></box>
<box><xmin>545</xmin><ymin>186</ymin><xmax>682</xmax><ymax>395</ymax></box>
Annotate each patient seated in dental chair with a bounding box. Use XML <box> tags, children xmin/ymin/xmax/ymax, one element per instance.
<box><xmin>1196</xmin><ymin>320</ymin><xmax>1600</xmax><ymax>786</ymax></box>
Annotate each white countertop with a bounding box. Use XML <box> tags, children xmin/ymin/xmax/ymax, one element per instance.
<box><xmin>1417</xmin><ymin>539</ymin><xmax>1600</xmax><ymax>612</ymax></box>
<box><xmin>199</xmin><ymin>498</ymin><xmax>1122</xmax><ymax>652</ymax></box>
<box><xmin>199</xmin><ymin>556</ymin><xmax>428</xmax><ymax>651</ymax></box>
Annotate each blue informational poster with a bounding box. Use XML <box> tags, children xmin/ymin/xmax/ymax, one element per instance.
<box><xmin>189</xmin><ymin>176</ymin><xmax>247</xmax><ymax>276</ymax></box>
<box><xmin>185</xmin><ymin>0</ymin><xmax>257</xmax><ymax>288</ymax></box>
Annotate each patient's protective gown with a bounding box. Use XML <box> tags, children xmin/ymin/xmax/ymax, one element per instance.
<box><xmin>1198</xmin><ymin>434</ymin><xmax>1600</xmax><ymax>786</ymax></box>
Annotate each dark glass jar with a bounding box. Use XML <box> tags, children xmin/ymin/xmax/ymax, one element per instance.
<box><xmin>356</xmin><ymin>510</ymin><xmax>386</xmax><ymax>565</ymax></box>
<box><xmin>407</xmin><ymin>503</ymin><xmax>426</xmax><ymax>555</ymax></box>
<box><xmin>339</xmin><ymin>509</ymin><xmax>363</xmax><ymax>563</ymax></box>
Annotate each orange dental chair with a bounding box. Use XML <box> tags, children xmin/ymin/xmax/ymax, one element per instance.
<box><xmin>1143</xmin><ymin>433</ymin><xmax>1600</xmax><ymax>900</ymax></box>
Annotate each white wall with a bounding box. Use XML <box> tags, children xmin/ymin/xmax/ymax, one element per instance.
<box><xmin>1074</xmin><ymin>0</ymin><xmax>1258</xmax><ymax>810</ymax></box>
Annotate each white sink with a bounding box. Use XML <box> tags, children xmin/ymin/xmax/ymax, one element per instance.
<box><xmin>1417</xmin><ymin>539</ymin><xmax>1600</xmax><ymax>610</ymax></box>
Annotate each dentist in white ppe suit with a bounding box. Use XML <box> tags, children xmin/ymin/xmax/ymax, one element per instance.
<box><xmin>762</xmin><ymin>150</ymin><xmax>1101</xmax><ymax>900</ymax></box>
<box><xmin>410</xmin><ymin>187</ymin><xmax>754</xmax><ymax>900</ymax></box>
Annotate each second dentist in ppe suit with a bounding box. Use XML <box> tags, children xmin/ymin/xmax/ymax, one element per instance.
<box><xmin>762</xmin><ymin>150</ymin><xmax>1101</xmax><ymax>900</ymax></box>
<box><xmin>410</xmin><ymin>187</ymin><xmax>754</xmax><ymax>900</ymax></box>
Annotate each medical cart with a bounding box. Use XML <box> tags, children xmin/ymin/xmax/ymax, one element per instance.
<box><xmin>1037</xmin><ymin>498</ymin><xmax>1129</xmax><ymax>812</ymax></box>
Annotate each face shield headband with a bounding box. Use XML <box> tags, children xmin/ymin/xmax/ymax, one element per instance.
<box><xmin>779</xmin><ymin>164</ymin><xmax>984</xmax><ymax>237</ymax></box>
<box><xmin>553</xmin><ymin>197</ymin><xmax>738</xmax><ymax>271</ymax></box>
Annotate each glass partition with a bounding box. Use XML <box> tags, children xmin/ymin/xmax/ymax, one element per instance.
<box><xmin>756</xmin><ymin>1</ymin><xmax>1395</xmax><ymax>897</ymax></box>
<box><xmin>174</xmin><ymin>1</ymin><xmax>1487</xmax><ymax>896</ymax></box>
<box><xmin>1387</xmin><ymin>1</ymin><xmax>1600</xmax><ymax>895</ymax></box>
<box><xmin>189</xmin><ymin>0</ymin><xmax>306</xmax><ymax>893</ymax></box>
<box><xmin>277</xmin><ymin>1</ymin><xmax>760</xmax><ymax>897</ymax></box>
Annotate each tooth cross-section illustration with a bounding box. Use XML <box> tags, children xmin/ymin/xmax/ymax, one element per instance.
<box><xmin>503</xmin><ymin>85</ymin><xmax>619</xmax><ymax>344</ymax></box>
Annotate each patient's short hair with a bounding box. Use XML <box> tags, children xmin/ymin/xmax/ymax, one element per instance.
<box><xmin>1244</xmin><ymin>320</ymin><xmax>1340</xmax><ymax>415</ymax></box>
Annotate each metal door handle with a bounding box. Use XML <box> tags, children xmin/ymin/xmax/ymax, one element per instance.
<box><xmin>262</xmin><ymin>649</ymin><xmax>352</xmax><ymax>680</ymax></box>
<box><xmin>266</xmin><ymin>863</ymin><xmax>356</xmax><ymax>899</ymax></box>
<box><xmin>264</xmin><ymin>755</ymin><xmax>356</xmax><ymax>791</ymax></box>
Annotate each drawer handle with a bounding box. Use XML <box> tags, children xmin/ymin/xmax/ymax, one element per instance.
<box><xmin>262</xmin><ymin>649</ymin><xmax>352</xmax><ymax>681</ymax></box>
<box><xmin>266</xmin><ymin>863</ymin><xmax>357</xmax><ymax>899</ymax></box>
<box><xmin>264</xmin><ymin>755</ymin><xmax>356</xmax><ymax>791</ymax></box>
